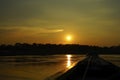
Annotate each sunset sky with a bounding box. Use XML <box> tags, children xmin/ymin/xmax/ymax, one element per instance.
<box><xmin>0</xmin><ymin>0</ymin><xmax>120</xmax><ymax>46</ymax></box>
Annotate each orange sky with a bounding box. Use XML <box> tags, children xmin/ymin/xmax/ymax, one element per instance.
<box><xmin>0</xmin><ymin>0</ymin><xmax>120</xmax><ymax>46</ymax></box>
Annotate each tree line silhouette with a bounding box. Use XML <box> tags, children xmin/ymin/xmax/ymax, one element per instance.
<box><xmin>0</xmin><ymin>43</ymin><xmax>120</xmax><ymax>56</ymax></box>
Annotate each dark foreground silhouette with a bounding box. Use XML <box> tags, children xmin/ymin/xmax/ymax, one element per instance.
<box><xmin>0</xmin><ymin>43</ymin><xmax>120</xmax><ymax>55</ymax></box>
<box><xmin>47</xmin><ymin>54</ymin><xmax>120</xmax><ymax>80</ymax></box>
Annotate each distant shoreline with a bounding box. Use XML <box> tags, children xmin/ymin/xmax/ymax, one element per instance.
<box><xmin>0</xmin><ymin>43</ymin><xmax>120</xmax><ymax>56</ymax></box>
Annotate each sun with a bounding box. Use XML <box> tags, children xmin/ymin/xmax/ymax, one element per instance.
<box><xmin>66</xmin><ymin>35</ymin><xmax>72</xmax><ymax>41</ymax></box>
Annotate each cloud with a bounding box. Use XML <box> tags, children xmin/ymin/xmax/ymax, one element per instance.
<box><xmin>0</xmin><ymin>0</ymin><xmax>120</xmax><ymax>26</ymax></box>
<box><xmin>0</xmin><ymin>0</ymin><xmax>120</xmax><ymax>45</ymax></box>
<box><xmin>0</xmin><ymin>26</ymin><xmax>64</xmax><ymax>44</ymax></box>
<box><xmin>0</xmin><ymin>27</ymin><xmax>20</xmax><ymax>34</ymax></box>
<box><xmin>0</xmin><ymin>27</ymin><xmax>64</xmax><ymax>35</ymax></box>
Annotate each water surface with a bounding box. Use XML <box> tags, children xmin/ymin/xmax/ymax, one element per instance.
<box><xmin>0</xmin><ymin>54</ymin><xmax>120</xmax><ymax>80</ymax></box>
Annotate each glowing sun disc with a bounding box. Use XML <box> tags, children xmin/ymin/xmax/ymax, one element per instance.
<box><xmin>66</xmin><ymin>35</ymin><xmax>72</xmax><ymax>41</ymax></box>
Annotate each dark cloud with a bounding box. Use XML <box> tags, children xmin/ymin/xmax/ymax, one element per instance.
<box><xmin>0</xmin><ymin>0</ymin><xmax>46</xmax><ymax>26</ymax></box>
<box><xmin>0</xmin><ymin>0</ymin><xmax>120</xmax><ymax>25</ymax></box>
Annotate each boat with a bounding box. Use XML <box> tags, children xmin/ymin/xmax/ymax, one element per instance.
<box><xmin>48</xmin><ymin>53</ymin><xmax>120</xmax><ymax>80</ymax></box>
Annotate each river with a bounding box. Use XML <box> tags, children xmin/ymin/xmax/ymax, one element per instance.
<box><xmin>0</xmin><ymin>54</ymin><xmax>120</xmax><ymax>80</ymax></box>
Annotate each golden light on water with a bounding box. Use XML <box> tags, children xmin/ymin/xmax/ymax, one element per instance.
<box><xmin>66</xmin><ymin>54</ymin><xmax>72</xmax><ymax>68</ymax></box>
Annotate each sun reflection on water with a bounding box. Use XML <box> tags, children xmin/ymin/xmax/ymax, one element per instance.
<box><xmin>66</xmin><ymin>54</ymin><xmax>72</xmax><ymax>69</ymax></box>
